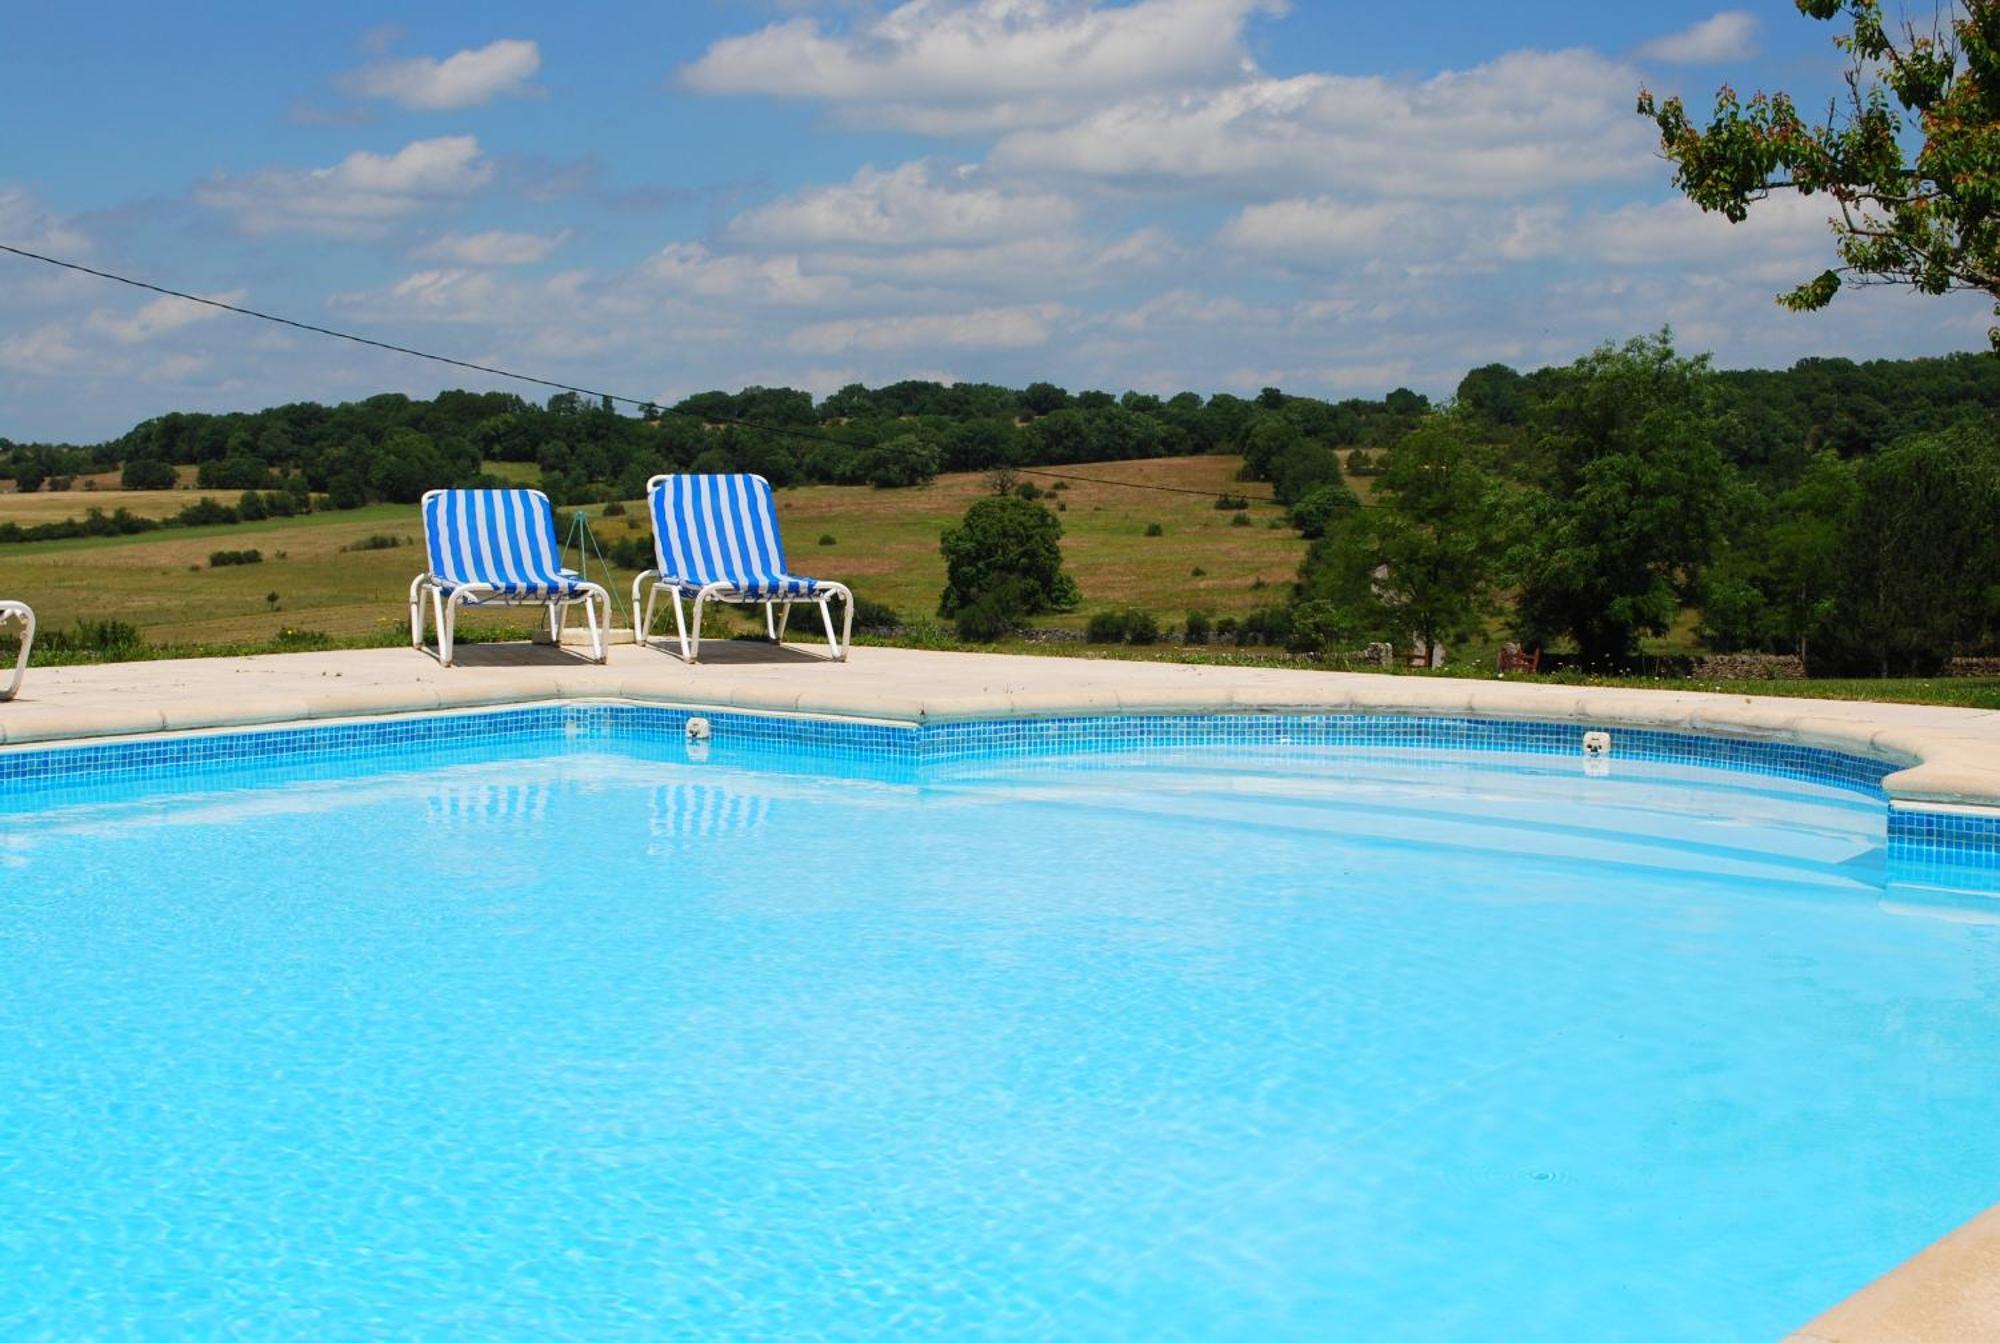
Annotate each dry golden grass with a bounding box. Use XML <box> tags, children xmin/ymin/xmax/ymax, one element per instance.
<box><xmin>586</xmin><ymin>455</ymin><xmax>1306</xmax><ymax>628</ymax></box>
<box><xmin>0</xmin><ymin>468</ymin><xmax>208</xmax><ymax>524</ymax></box>
<box><xmin>0</xmin><ymin>454</ymin><xmax>1309</xmax><ymax>644</ymax></box>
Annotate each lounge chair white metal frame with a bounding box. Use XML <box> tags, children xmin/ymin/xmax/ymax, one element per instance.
<box><xmin>632</xmin><ymin>473</ymin><xmax>853</xmax><ymax>664</ymax></box>
<box><xmin>0</xmin><ymin>600</ymin><xmax>33</xmax><ymax>701</ymax></box>
<box><xmin>410</xmin><ymin>488</ymin><xmax>610</xmax><ymax>668</ymax></box>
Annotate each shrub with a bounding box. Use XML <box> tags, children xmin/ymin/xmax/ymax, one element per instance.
<box><xmin>1230</xmin><ymin>512</ymin><xmax>1252</xmax><ymax>527</ymax></box>
<box><xmin>176</xmin><ymin>497</ymin><xmax>239</xmax><ymax>528</ymax></box>
<box><xmin>1184</xmin><ymin>610</ymin><xmax>1213</xmax><ymax>645</ymax></box>
<box><xmin>1144</xmin><ymin>522</ymin><xmax>1165</xmax><ymax>537</ymax></box>
<box><xmin>939</xmin><ymin>495</ymin><xmax>1080</xmax><ymax>618</ymax></box>
<box><xmin>600</xmin><ymin>501</ymin><xmax>627</xmax><ymax>517</ymax></box>
<box><xmin>1286</xmin><ymin>599</ymin><xmax>1343</xmax><ymax>654</ymax></box>
<box><xmin>850</xmin><ymin>597</ymin><xmax>901</xmax><ymax>631</ymax></box>
<box><xmin>1235</xmin><ymin>606</ymin><xmax>1293</xmax><ymax>647</ymax></box>
<box><xmin>237</xmin><ymin>490</ymin><xmax>269</xmax><ymax>522</ymax></box>
<box><xmin>208</xmin><ymin>549</ymin><xmax>263</xmax><ymax>567</ymax></box>
<box><xmin>1015</xmin><ymin>481</ymin><xmax>1043</xmax><ymax>500</ymax></box>
<box><xmin>818</xmin><ymin>533</ymin><xmax>837</xmax><ymax>546</ymax></box>
<box><xmin>953</xmin><ymin>576</ymin><xmax>1038</xmax><ymax>642</ymax></box>
<box><xmin>1213</xmin><ymin>494</ymin><xmax>1250</xmax><ymax>511</ymax></box>
<box><xmin>1086</xmin><ymin>608</ymin><xmax>1159</xmax><ymax>644</ymax></box>
<box><xmin>1190</xmin><ymin>566</ymin><xmax>1207</xmax><ymax>577</ymax></box>
<box><xmin>63</xmin><ymin>619</ymin><xmax>144</xmax><ymax>655</ymax></box>
<box><xmin>121</xmin><ymin>458</ymin><xmax>178</xmax><ymax>490</ymax></box>
<box><xmin>341</xmin><ymin>534</ymin><xmax>402</xmax><ymax>552</ymax></box>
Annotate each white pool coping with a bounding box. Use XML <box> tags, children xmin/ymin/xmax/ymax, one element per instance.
<box><xmin>4</xmin><ymin>638</ymin><xmax>1999</xmax><ymax>1340</ymax></box>
<box><xmin>1</xmin><ymin>641</ymin><xmax>1996</xmax><ymax>816</ymax></box>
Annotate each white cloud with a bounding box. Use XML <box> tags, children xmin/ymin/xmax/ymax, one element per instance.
<box><xmin>1107</xmin><ymin>289</ymin><xmax>1282</xmax><ymax>333</ymax></box>
<box><xmin>336</xmin><ymin>268</ymin><xmax>507</xmax><ymax>322</ymax></box>
<box><xmin>194</xmin><ymin>136</ymin><xmax>495</xmax><ymax>238</ymax></box>
<box><xmin>992</xmin><ymin>49</ymin><xmax>1654</xmax><ymax>197</ymax></box>
<box><xmin>788</xmin><ymin>303</ymin><xmax>1066</xmax><ymax>353</ymax></box>
<box><xmin>644</xmin><ymin>242</ymin><xmax>853</xmax><ymax>306</ymax></box>
<box><xmin>729</xmin><ymin>161</ymin><xmax>1076</xmax><ymax>246</ymax></box>
<box><xmin>87</xmin><ymin>289</ymin><xmax>248</xmax><ymax>343</ymax></box>
<box><xmin>414</xmin><ymin>228</ymin><xmax>571</xmax><ymax>265</ymax></box>
<box><xmin>1219</xmin><ymin>199</ymin><xmax>1419</xmax><ymax>255</ymax></box>
<box><xmin>0</xmin><ymin>189</ymin><xmax>91</xmax><ymax>256</ymax></box>
<box><xmin>0</xmin><ymin>323</ymin><xmax>84</xmax><ymax>373</ymax></box>
<box><xmin>341</xmin><ymin>38</ymin><xmax>542</xmax><ymax>110</ymax></box>
<box><xmin>1635</xmin><ymin>12</ymin><xmax>1758</xmax><ymax>65</ymax></box>
<box><xmin>808</xmin><ymin>226</ymin><xmax>1175</xmax><ymax>288</ymax></box>
<box><xmin>1566</xmin><ymin>193</ymin><xmax>1834</xmax><ymax>277</ymax></box>
<box><xmin>683</xmin><ymin>0</ymin><xmax>1284</xmax><ymax>132</ymax></box>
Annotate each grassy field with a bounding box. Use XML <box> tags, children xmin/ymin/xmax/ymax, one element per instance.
<box><xmin>0</xmin><ymin>468</ymin><xmax>205</xmax><ymax>523</ymax></box>
<box><xmin>0</xmin><ymin>455</ymin><xmax>1303</xmax><ymax>646</ymax></box>
<box><xmin>581</xmin><ymin>455</ymin><xmax>1301</xmax><ymax>630</ymax></box>
<box><xmin>3</xmin><ymin>454</ymin><xmax>1996</xmax><ymax>709</ymax></box>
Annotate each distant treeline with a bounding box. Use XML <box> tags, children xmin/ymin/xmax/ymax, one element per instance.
<box><xmin>4</xmin><ymin>355</ymin><xmax>1995</xmax><ymax>511</ymax></box>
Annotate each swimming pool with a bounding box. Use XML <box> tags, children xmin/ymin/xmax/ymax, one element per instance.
<box><xmin>3</xmin><ymin>705</ymin><xmax>1997</xmax><ymax>1340</ymax></box>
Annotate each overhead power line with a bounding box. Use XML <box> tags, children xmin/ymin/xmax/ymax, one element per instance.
<box><xmin>0</xmin><ymin>242</ymin><xmax>1300</xmax><ymax>508</ymax></box>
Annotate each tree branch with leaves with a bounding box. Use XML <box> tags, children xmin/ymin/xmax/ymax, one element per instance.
<box><xmin>1638</xmin><ymin>0</ymin><xmax>2000</xmax><ymax>345</ymax></box>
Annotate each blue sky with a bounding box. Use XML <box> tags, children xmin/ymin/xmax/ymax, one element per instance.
<box><xmin>1</xmin><ymin>1</ymin><xmax>1986</xmax><ymax>442</ymax></box>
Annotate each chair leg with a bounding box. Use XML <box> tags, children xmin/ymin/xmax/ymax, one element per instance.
<box><xmin>776</xmin><ymin>601</ymin><xmax>793</xmax><ymax>642</ymax></box>
<box><xmin>430</xmin><ymin>589</ymin><xmax>450</xmax><ymax>665</ymax></box>
<box><xmin>439</xmin><ymin>592</ymin><xmax>462</xmax><ymax>667</ymax></box>
<box><xmin>409</xmin><ymin>577</ymin><xmax>426</xmax><ymax>649</ymax></box>
<box><xmin>671</xmin><ymin>590</ymin><xmax>692</xmax><ymax>662</ymax></box>
<box><xmin>688</xmin><ymin>594</ymin><xmax>707</xmax><ymax>664</ymax></box>
<box><xmin>765</xmin><ymin>601</ymin><xmax>779</xmax><ymax>642</ymax></box>
<box><xmin>817</xmin><ymin>598</ymin><xmax>840</xmax><ymax>659</ymax></box>
<box><xmin>1</xmin><ymin>609</ymin><xmax>30</xmax><ymax>701</ymax></box>
<box><xmin>583</xmin><ymin>592</ymin><xmax>604</xmax><ymax>664</ymax></box>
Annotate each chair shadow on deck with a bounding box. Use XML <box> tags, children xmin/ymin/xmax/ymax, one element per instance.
<box><xmin>436</xmin><ymin>637</ymin><xmax>833</xmax><ymax>668</ymax></box>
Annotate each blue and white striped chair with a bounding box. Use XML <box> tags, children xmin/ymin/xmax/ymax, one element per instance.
<box><xmin>633</xmin><ymin>474</ymin><xmax>852</xmax><ymax>663</ymax></box>
<box><xmin>1</xmin><ymin>600</ymin><xmax>34</xmax><ymax>701</ymax></box>
<box><xmin>409</xmin><ymin>489</ymin><xmax>610</xmax><ymax>667</ymax></box>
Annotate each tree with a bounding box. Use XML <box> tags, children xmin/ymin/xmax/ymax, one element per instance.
<box><xmin>938</xmin><ymin>495</ymin><xmax>1080</xmax><ymax>625</ymax></box>
<box><xmin>1289</xmin><ymin>480</ymin><xmax>1360</xmax><ymax>540</ymax></box>
<box><xmin>1511</xmin><ymin>333</ymin><xmax>1734</xmax><ymax>664</ymax></box>
<box><xmin>121</xmin><ymin>458</ymin><xmax>178</xmax><ymax>490</ymax></box>
<box><xmin>859</xmin><ymin>433</ymin><xmax>943</xmax><ymax>488</ymax></box>
<box><xmin>1698</xmin><ymin>453</ymin><xmax>1858</xmax><ymax>655</ymax></box>
<box><xmin>1021</xmin><ymin>381</ymin><xmax>1070</xmax><ymax>416</ymax></box>
<box><xmin>1298</xmin><ymin>419</ymin><xmax>1501</xmax><ymax>657</ymax></box>
<box><xmin>1639</xmin><ymin>1</ymin><xmax>2000</xmax><ymax>346</ymax></box>
<box><xmin>1456</xmin><ymin>364</ymin><xmax>1528</xmax><ymax>426</ymax></box>
<box><xmin>1810</xmin><ymin>423</ymin><xmax>2000</xmax><ymax>673</ymax></box>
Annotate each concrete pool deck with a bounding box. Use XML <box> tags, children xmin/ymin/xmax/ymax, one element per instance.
<box><xmin>3</xmin><ymin>637</ymin><xmax>1999</xmax><ymax>1341</ymax></box>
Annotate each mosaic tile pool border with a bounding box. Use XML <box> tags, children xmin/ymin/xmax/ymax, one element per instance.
<box><xmin>0</xmin><ymin>700</ymin><xmax>1993</xmax><ymax>873</ymax></box>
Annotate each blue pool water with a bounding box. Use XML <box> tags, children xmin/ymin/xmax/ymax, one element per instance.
<box><xmin>3</xmin><ymin>719</ymin><xmax>1998</xmax><ymax>1340</ymax></box>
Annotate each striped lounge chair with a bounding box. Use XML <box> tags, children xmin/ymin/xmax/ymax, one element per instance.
<box><xmin>1</xmin><ymin>600</ymin><xmax>33</xmax><ymax>701</ymax></box>
<box><xmin>410</xmin><ymin>488</ymin><xmax>610</xmax><ymax>667</ymax></box>
<box><xmin>633</xmin><ymin>474</ymin><xmax>852</xmax><ymax>663</ymax></box>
